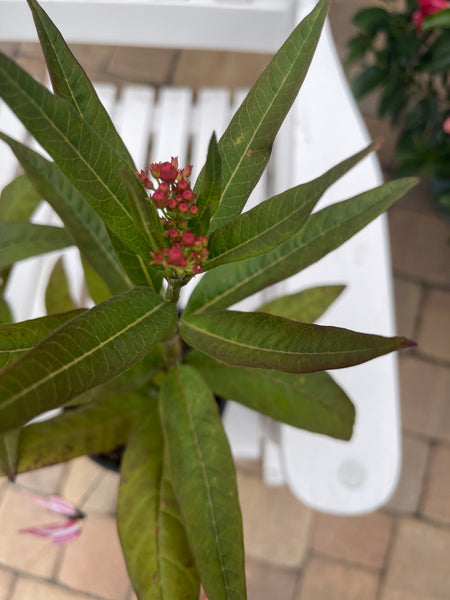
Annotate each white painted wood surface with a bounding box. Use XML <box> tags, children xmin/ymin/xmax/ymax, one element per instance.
<box><xmin>0</xmin><ymin>0</ymin><xmax>401</xmax><ymax>514</ymax></box>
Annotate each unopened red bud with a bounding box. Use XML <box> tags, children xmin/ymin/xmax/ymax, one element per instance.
<box><xmin>182</xmin><ymin>165</ymin><xmax>193</xmax><ymax>179</ymax></box>
<box><xmin>189</xmin><ymin>205</ymin><xmax>199</xmax><ymax>215</ymax></box>
<box><xmin>159</xmin><ymin>182</ymin><xmax>170</xmax><ymax>194</ymax></box>
<box><xmin>182</xmin><ymin>189</ymin><xmax>195</xmax><ymax>203</ymax></box>
<box><xmin>192</xmin><ymin>263</ymin><xmax>203</xmax><ymax>274</ymax></box>
<box><xmin>178</xmin><ymin>180</ymin><xmax>189</xmax><ymax>192</ymax></box>
<box><xmin>167</xmin><ymin>246</ymin><xmax>186</xmax><ymax>267</ymax></box>
<box><xmin>167</xmin><ymin>198</ymin><xmax>178</xmax><ymax>210</ymax></box>
<box><xmin>160</xmin><ymin>161</ymin><xmax>178</xmax><ymax>183</ymax></box>
<box><xmin>152</xmin><ymin>190</ymin><xmax>167</xmax><ymax>208</ymax></box>
<box><xmin>182</xmin><ymin>232</ymin><xmax>196</xmax><ymax>246</ymax></box>
<box><xmin>179</xmin><ymin>203</ymin><xmax>189</xmax><ymax>214</ymax></box>
<box><xmin>168</xmin><ymin>229</ymin><xmax>179</xmax><ymax>239</ymax></box>
<box><xmin>149</xmin><ymin>162</ymin><xmax>160</xmax><ymax>179</ymax></box>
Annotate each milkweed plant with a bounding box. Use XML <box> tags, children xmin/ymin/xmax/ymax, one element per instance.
<box><xmin>0</xmin><ymin>0</ymin><xmax>417</xmax><ymax>598</ymax></box>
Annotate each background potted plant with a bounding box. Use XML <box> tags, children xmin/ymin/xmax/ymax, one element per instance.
<box><xmin>347</xmin><ymin>0</ymin><xmax>450</xmax><ymax>215</ymax></box>
<box><xmin>0</xmin><ymin>0</ymin><xmax>416</xmax><ymax>598</ymax></box>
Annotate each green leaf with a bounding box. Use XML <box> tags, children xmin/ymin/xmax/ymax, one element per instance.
<box><xmin>0</xmin><ymin>222</ymin><xmax>72</xmax><ymax>269</ymax></box>
<box><xmin>26</xmin><ymin>0</ymin><xmax>134</xmax><ymax>167</ymax></box>
<box><xmin>0</xmin><ymin>133</ymin><xmax>133</xmax><ymax>295</ymax></box>
<box><xmin>352</xmin><ymin>65</ymin><xmax>384</xmax><ymax>99</ymax></box>
<box><xmin>184</xmin><ymin>178</ymin><xmax>417</xmax><ymax>315</ymax></box>
<box><xmin>422</xmin><ymin>8</ymin><xmax>450</xmax><ymax>30</ymax></box>
<box><xmin>119</xmin><ymin>167</ymin><xmax>164</xmax><ymax>250</ymax></box>
<box><xmin>205</xmin><ymin>0</ymin><xmax>330</xmax><ymax>232</ymax></box>
<box><xmin>193</xmin><ymin>132</ymin><xmax>222</xmax><ymax>235</ymax></box>
<box><xmin>0</xmin><ymin>53</ymin><xmax>155</xmax><ymax>284</ymax></box>
<box><xmin>82</xmin><ymin>257</ymin><xmax>111</xmax><ymax>303</ymax></box>
<box><xmin>0</xmin><ymin>297</ymin><xmax>12</xmax><ymax>324</ymax></box>
<box><xmin>4</xmin><ymin>391</ymin><xmax>144</xmax><ymax>477</ymax></box>
<box><xmin>186</xmin><ymin>352</ymin><xmax>355</xmax><ymax>440</ymax></box>
<box><xmin>206</xmin><ymin>142</ymin><xmax>378</xmax><ymax>270</ymax></box>
<box><xmin>0</xmin><ymin>309</ymin><xmax>84</xmax><ymax>370</ymax></box>
<box><xmin>352</xmin><ymin>7</ymin><xmax>390</xmax><ymax>35</ymax></box>
<box><xmin>118</xmin><ymin>398</ymin><xmax>200</xmax><ymax>600</ymax></box>
<box><xmin>160</xmin><ymin>365</ymin><xmax>246</xmax><ymax>600</ymax></box>
<box><xmin>0</xmin><ymin>430</ymin><xmax>19</xmax><ymax>480</ymax></box>
<box><xmin>0</xmin><ymin>174</ymin><xmax>41</xmax><ymax>222</ymax></box>
<box><xmin>45</xmin><ymin>257</ymin><xmax>77</xmax><ymax>314</ymax></box>
<box><xmin>180</xmin><ymin>310</ymin><xmax>413</xmax><ymax>374</ymax></box>
<box><xmin>0</xmin><ymin>286</ymin><xmax>177</xmax><ymax>433</ymax></box>
<box><xmin>257</xmin><ymin>285</ymin><xmax>346</xmax><ymax>322</ymax></box>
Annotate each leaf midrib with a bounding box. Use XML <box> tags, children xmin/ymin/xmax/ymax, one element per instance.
<box><xmin>0</xmin><ymin>301</ymin><xmax>166</xmax><ymax>410</ymax></box>
<box><xmin>183</xmin><ymin>319</ymin><xmax>390</xmax><ymax>357</ymax></box>
<box><xmin>1</xmin><ymin>65</ymin><xmax>135</xmax><ymax>226</ymax></box>
<box><xmin>174</xmin><ymin>367</ymin><xmax>231</xmax><ymax>598</ymax></box>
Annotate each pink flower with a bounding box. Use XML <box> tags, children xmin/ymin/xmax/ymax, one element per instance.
<box><xmin>19</xmin><ymin>491</ymin><xmax>84</xmax><ymax>545</ymax></box>
<box><xmin>167</xmin><ymin>246</ymin><xmax>187</xmax><ymax>267</ymax></box>
<box><xmin>412</xmin><ymin>0</ymin><xmax>450</xmax><ymax>31</ymax></box>
<box><xmin>443</xmin><ymin>117</ymin><xmax>450</xmax><ymax>134</ymax></box>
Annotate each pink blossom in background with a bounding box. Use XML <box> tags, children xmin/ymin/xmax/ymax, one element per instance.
<box><xmin>412</xmin><ymin>0</ymin><xmax>450</xmax><ymax>31</ymax></box>
<box><xmin>19</xmin><ymin>490</ymin><xmax>85</xmax><ymax>545</ymax></box>
<box><xmin>443</xmin><ymin>117</ymin><xmax>450</xmax><ymax>134</ymax></box>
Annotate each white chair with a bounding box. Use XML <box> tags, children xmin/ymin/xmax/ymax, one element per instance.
<box><xmin>0</xmin><ymin>0</ymin><xmax>401</xmax><ymax>515</ymax></box>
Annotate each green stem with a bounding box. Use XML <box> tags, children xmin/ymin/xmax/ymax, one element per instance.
<box><xmin>162</xmin><ymin>277</ymin><xmax>184</xmax><ymax>367</ymax></box>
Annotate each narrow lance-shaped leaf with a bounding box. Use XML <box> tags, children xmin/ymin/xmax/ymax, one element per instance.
<box><xmin>186</xmin><ymin>352</ymin><xmax>355</xmax><ymax>441</ymax></box>
<box><xmin>184</xmin><ymin>177</ymin><xmax>417</xmax><ymax>315</ymax></box>
<box><xmin>0</xmin><ymin>173</ymin><xmax>41</xmax><ymax>222</ymax></box>
<box><xmin>0</xmin><ymin>53</ymin><xmax>156</xmax><ymax>284</ymax></box>
<box><xmin>204</xmin><ymin>0</ymin><xmax>330</xmax><ymax>232</ymax></box>
<box><xmin>192</xmin><ymin>132</ymin><xmax>222</xmax><ymax>235</ymax></box>
<box><xmin>120</xmin><ymin>167</ymin><xmax>164</xmax><ymax>250</ymax></box>
<box><xmin>180</xmin><ymin>310</ymin><xmax>414</xmax><ymax>374</ymax></box>
<box><xmin>26</xmin><ymin>0</ymin><xmax>135</xmax><ymax>167</ymax></box>
<box><xmin>0</xmin><ymin>222</ymin><xmax>72</xmax><ymax>269</ymax></box>
<box><xmin>0</xmin><ymin>430</ymin><xmax>19</xmax><ymax>481</ymax></box>
<box><xmin>2</xmin><ymin>391</ymin><xmax>145</xmax><ymax>477</ymax></box>
<box><xmin>0</xmin><ymin>286</ymin><xmax>178</xmax><ymax>434</ymax></box>
<box><xmin>160</xmin><ymin>365</ymin><xmax>246</xmax><ymax>600</ymax></box>
<box><xmin>0</xmin><ymin>309</ymin><xmax>84</xmax><ymax>370</ymax></box>
<box><xmin>205</xmin><ymin>142</ymin><xmax>378</xmax><ymax>270</ymax></box>
<box><xmin>45</xmin><ymin>258</ymin><xmax>77</xmax><ymax>315</ymax></box>
<box><xmin>256</xmin><ymin>285</ymin><xmax>346</xmax><ymax>323</ymax></box>
<box><xmin>0</xmin><ymin>132</ymin><xmax>133</xmax><ymax>294</ymax></box>
<box><xmin>118</xmin><ymin>397</ymin><xmax>200</xmax><ymax>600</ymax></box>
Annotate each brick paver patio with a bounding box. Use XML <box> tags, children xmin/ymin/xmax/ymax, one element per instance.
<box><xmin>0</xmin><ymin>1</ymin><xmax>449</xmax><ymax>598</ymax></box>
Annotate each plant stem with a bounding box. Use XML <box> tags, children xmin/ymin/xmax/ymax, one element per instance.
<box><xmin>162</xmin><ymin>277</ymin><xmax>184</xmax><ymax>367</ymax></box>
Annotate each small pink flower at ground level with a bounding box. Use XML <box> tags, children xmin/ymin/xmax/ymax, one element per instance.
<box><xmin>140</xmin><ymin>157</ymin><xmax>209</xmax><ymax>276</ymax></box>
<box><xmin>20</xmin><ymin>519</ymin><xmax>82</xmax><ymax>545</ymax></box>
<box><xmin>443</xmin><ymin>117</ymin><xmax>450</xmax><ymax>134</ymax></box>
<box><xmin>19</xmin><ymin>490</ymin><xmax>85</xmax><ymax>545</ymax></box>
<box><xmin>412</xmin><ymin>0</ymin><xmax>450</xmax><ymax>31</ymax></box>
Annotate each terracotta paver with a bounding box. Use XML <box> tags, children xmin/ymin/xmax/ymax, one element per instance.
<box><xmin>393</xmin><ymin>278</ymin><xmax>422</xmax><ymax>340</ymax></box>
<box><xmin>421</xmin><ymin>444</ymin><xmax>450</xmax><ymax>524</ymax></box>
<box><xmin>245</xmin><ymin>557</ymin><xmax>298</xmax><ymax>600</ymax></box>
<box><xmin>57</xmin><ymin>513</ymin><xmax>130</xmax><ymax>600</ymax></box>
<box><xmin>388</xmin><ymin>206</ymin><xmax>450</xmax><ymax>286</ymax></box>
<box><xmin>400</xmin><ymin>356</ymin><xmax>450</xmax><ymax>442</ymax></box>
<box><xmin>82</xmin><ymin>469</ymin><xmax>120</xmax><ymax>515</ymax></box>
<box><xmin>0</xmin><ymin>485</ymin><xmax>61</xmax><ymax>577</ymax></box>
<box><xmin>417</xmin><ymin>289</ymin><xmax>450</xmax><ymax>362</ymax></box>
<box><xmin>10</xmin><ymin>576</ymin><xmax>104</xmax><ymax>600</ymax></box>
<box><xmin>386</xmin><ymin>434</ymin><xmax>429</xmax><ymax>513</ymax></box>
<box><xmin>0</xmin><ymin>567</ymin><xmax>15</xmax><ymax>600</ymax></box>
<box><xmin>16</xmin><ymin>463</ymin><xmax>67</xmax><ymax>495</ymax></box>
<box><xmin>61</xmin><ymin>457</ymin><xmax>107</xmax><ymax>508</ymax></box>
<box><xmin>296</xmin><ymin>556</ymin><xmax>379</xmax><ymax>600</ymax></box>
<box><xmin>237</xmin><ymin>468</ymin><xmax>313</xmax><ymax>567</ymax></box>
<box><xmin>311</xmin><ymin>511</ymin><xmax>392</xmax><ymax>568</ymax></box>
<box><xmin>380</xmin><ymin>589</ymin><xmax>432</xmax><ymax>600</ymax></box>
<box><xmin>384</xmin><ymin>518</ymin><xmax>450</xmax><ymax>599</ymax></box>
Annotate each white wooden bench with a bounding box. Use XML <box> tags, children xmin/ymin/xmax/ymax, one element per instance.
<box><xmin>0</xmin><ymin>0</ymin><xmax>401</xmax><ymax>515</ymax></box>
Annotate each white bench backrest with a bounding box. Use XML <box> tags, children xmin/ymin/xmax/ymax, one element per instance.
<box><xmin>0</xmin><ymin>0</ymin><xmax>298</xmax><ymax>52</ymax></box>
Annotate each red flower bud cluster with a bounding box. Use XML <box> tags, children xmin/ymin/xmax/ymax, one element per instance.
<box><xmin>136</xmin><ymin>157</ymin><xmax>209</xmax><ymax>275</ymax></box>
